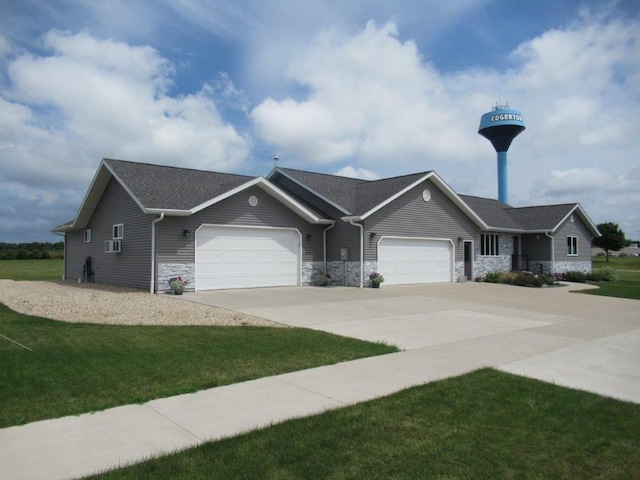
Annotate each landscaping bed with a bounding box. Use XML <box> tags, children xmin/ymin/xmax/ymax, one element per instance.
<box><xmin>0</xmin><ymin>279</ymin><xmax>276</xmax><ymax>327</ymax></box>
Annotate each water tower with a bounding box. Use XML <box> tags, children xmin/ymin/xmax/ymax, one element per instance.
<box><xmin>478</xmin><ymin>104</ymin><xmax>526</xmax><ymax>204</ymax></box>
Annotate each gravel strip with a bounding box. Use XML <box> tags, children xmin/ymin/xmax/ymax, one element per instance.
<box><xmin>0</xmin><ymin>280</ymin><xmax>283</xmax><ymax>327</ymax></box>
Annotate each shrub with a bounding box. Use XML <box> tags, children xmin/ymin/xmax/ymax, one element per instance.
<box><xmin>587</xmin><ymin>267</ymin><xmax>619</xmax><ymax>282</ymax></box>
<box><xmin>553</xmin><ymin>272</ymin><xmax>564</xmax><ymax>282</ymax></box>
<box><xmin>500</xmin><ymin>272</ymin><xmax>519</xmax><ymax>284</ymax></box>
<box><xmin>169</xmin><ymin>281</ymin><xmax>185</xmax><ymax>295</ymax></box>
<box><xmin>562</xmin><ymin>271</ymin><xmax>587</xmax><ymax>283</ymax></box>
<box><xmin>619</xmin><ymin>252</ymin><xmax>628</xmax><ymax>257</ymax></box>
<box><xmin>316</xmin><ymin>272</ymin><xmax>331</xmax><ymax>286</ymax></box>
<box><xmin>542</xmin><ymin>274</ymin><xmax>555</xmax><ymax>286</ymax></box>
<box><xmin>596</xmin><ymin>252</ymin><xmax>606</xmax><ymax>257</ymax></box>
<box><xmin>484</xmin><ymin>271</ymin><xmax>503</xmax><ymax>283</ymax></box>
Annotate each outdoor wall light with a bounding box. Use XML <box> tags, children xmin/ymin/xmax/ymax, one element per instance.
<box><xmin>183</xmin><ymin>229</ymin><xmax>191</xmax><ymax>237</ymax></box>
<box><xmin>370</xmin><ymin>232</ymin><xmax>377</xmax><ymax>238</ymax></box>
<box><xmin>306</xmin><ymin>233</ymin><xmax>312</xmax><ymax>241</ymax></box>
<box><xmin>458</xmin><ymin>236</ymin><xmax>464</xmax><ymax>243</ymax></box>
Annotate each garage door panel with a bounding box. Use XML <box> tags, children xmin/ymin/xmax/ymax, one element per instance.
<box><xmin>196</xmin><ymin>226</ymin><xmax>300</xmax><ymax>290</ymax></box>
<box><xmin>379</xmin><ymin>238</ymin><xmax>452</xmax><ymax>285</ymax></box>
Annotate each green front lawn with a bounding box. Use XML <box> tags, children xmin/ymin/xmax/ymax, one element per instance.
<box><xmin>592</xmin><ymin>255</ymin><xmax>640</xmax><ymax>271</ymax></box>
<box><xmin>91</xmin><ymin>369</ymin><xmax>640</xmax><ymax>480</ymax></box>
<box><xmin>576</xmin><ymin>270</ymin><xmax>640</xmax><ymax>300</ymax></box>
<box><xmin>0</xmin><ymin>258</ymin><xmax>63</xmax><ymax>281</ymax></box>
<box><xmin>0</xmin><ymin>304</ymin><xmax>397</xmax><ymax>428</ymax></box>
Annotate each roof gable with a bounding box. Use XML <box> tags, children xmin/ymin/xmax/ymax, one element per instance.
<box><xmin>104</xmin><ymin>159</ymin><xmax>254</xmax><ymax>211</ymax></box>
<box><xmin>53</xmin><ymin>159</ymin><xmax>333</xmax><ymax>232</ymax></box>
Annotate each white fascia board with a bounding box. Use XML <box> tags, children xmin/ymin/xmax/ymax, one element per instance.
<box><xmin>68</xmin><ymin>160</ymin><xmax>117</xmax><ymax>230</ymax></box>
<box><xmin>144</xmin><ymin>208</ymin><xmax>192</xmax><ymax>216</ymax></box>
<box><xmin>551</xmin><ymin>204</ymin><xmax>601</xmax><ymax>237</ymax></box>
<box><xmin>357</xmin><ymin>172</ymin><xmax>489</xmax><ymax>230</ymax></box>
<box><xmin>190</xmin><ymin>177</ymin><xmax>262</xmax><ymax>214</ymax></box>
<box><xmin>257</xmin><ymin>178</ymin><xmax>335</xmax><ymax>224</ymax></box>
<box><xmin>190</xmin><ymin>177</ymin><xmax>334</xmax><ymax>224</ymax></box>
<box><xmin>271</xmin><ymin>169</ymin><xmax>352</xmax><ymax>216</ymax></box>
<box><xmin>102</xmin><ymin>160</ymin><xmax>148</xmax><ymax>214</ymax></box>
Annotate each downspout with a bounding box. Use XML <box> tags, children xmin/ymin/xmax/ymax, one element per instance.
<box><xmin>545</xmin><ymin>231</ymin><xmax>554</xmax><ymax>274</ymax></box>
<box><xmin>322</xmin><ymin>223</ymin><xmax>335</xmax><ymax>272</ymax></box>
<box><xmin>53</xmin><ymin>232</ymin><xmax>66</xmax><ymax>280</ymax></box>
<box><xmin>349</xmin><ymin>219</ymin><xmax>364</xmax><ymax>288</ymax></box>
<box><xmin>150</xmin><ymin>213</ymin><xmax>165</xmax><ymax>293</ymax></box>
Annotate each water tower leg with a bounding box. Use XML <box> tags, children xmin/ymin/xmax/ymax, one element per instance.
<box><xmin>497</xmin><ymin>151</ymin><xmax>508</xmax><ymax>204</ymax></box>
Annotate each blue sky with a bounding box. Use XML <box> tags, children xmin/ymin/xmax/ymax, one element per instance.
<box><xmin>1</xmin><ymin>0</ymin><xmax>639</xmax><ymax>242</ymax></box>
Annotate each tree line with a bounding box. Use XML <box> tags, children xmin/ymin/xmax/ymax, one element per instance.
<box><xmin>0</xmin><ymin>242</ymin><xmax>64</xmax><ymax>260</ymax></box>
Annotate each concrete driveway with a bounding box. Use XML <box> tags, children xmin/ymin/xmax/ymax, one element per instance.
<box><xmin>184</xmin><ymin>282</ymin><xmax>640</xmax><ymax>404</ymax></box>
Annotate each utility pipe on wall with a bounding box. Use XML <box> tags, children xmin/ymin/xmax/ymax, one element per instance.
<box><xmin>349</xmin><ymin>219</ymin><xmax>364</xmax><ymax>288</ymax></box>
<box><xmin>150</xmin><ymin>213</ymin><xmax>165</xmax><ymax>293</ymax></box>
<box><xmin>545</xmin><ymin>231</ymin><xmax>554</xmax><ymax>274</ymax></box>
<box><xmin>322</xmin><ymin>223</ymin><xmax>335</xmax><ymax>273</ymax></box>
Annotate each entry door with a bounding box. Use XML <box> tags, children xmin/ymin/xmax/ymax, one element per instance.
<box><xmin>463</xmin><ymin>241</ymin><xmax>473</xmax><ymax>280</ymax></box>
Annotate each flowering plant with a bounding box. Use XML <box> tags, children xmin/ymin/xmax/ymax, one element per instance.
<box><xmin>168</xmin><ymin>276</ymin><xmax>188</xmax><ymax>295</ymax></box>
<box><xmin>369</xmin><ymin>272</ymin><xmax>384</xmax><ymax>285</ymax></box>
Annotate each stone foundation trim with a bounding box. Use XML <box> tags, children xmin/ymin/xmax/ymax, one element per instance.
<box><xmin>157</xmin><ymin>263</ymin><xmax>195</xmax><ymax>293</ymax></box>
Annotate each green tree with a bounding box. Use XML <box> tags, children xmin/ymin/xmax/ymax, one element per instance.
<box><xmin>593</xmin><ymin>222</ymin><xmax>626</xmax><ymax>262</ymax></box>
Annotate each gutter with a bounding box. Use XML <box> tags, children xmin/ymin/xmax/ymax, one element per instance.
<box><xmin>150</xmin><ymin>213</ymin><xmax>165</xmax><ymax>293</ymax></box>
<box><xmin>545</xmin><ymin>231</ymin><xmax>554</xmax><ymax>274</ymax></box>
<box><xmin>348</xmin><ymin>218</ymin><xmax>364</xmax><ymax>288</ymax></box>
<box><xmin>322</xmin><ymin>223</ymin><xmax>336</xmax><ymax>272</ymax></box>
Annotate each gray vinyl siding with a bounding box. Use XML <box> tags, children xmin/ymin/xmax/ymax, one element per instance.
<box><xmin>65</xmin><ymin>178</ymin><xmax>151</xmax><ymax>289</ymax></box>
<box><xmin>64</xmin><ymin>230</ymin><xmax>86</xmax><ymax>282</ymax></box>
<box><xmin>553</xmin><ymin>216</ymin><xmax>593</xmax><ymax>261</ymax></box>
<box><xmin>156</xmin><ymin>185</ymin><xmax>324</xmax><ymax>264</ymax></box>
<box><xmin>271</xmin><ymin>174</ymin><xmax>360</xmax><ymax>261</ymax></box>
<box><xmin>521</xmin><ymin>233</ymin><xmax>552</xmax><ymax>261</ymax></box>
<box><xmin>365</xmin><ymin>179</ymin><xmax>477</xmax><ymax>262</ymax></box>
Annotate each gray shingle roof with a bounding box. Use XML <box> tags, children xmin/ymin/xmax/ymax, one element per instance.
<box><xmin>459</xmin><ymin>194</ymin><xmax>578</xmax><ymax>231</ymax></box>
<box><xmin>275</xmin><ymin>168</ymin><xmax>364</xmax><ymax>213</ymax></box>
<box><xmin>458</xmin><ymin>195</ymin><xmax>521</xmax><ymax>230</ymax></box>
<box><xmin>506</xmin><ymin>204</ymin><xmax>576</xmax><ymax>230</ymax></box>
<box><xmin>276</xmin><ymin>168</ymin><xmax>431</xmax><ymax>215</ymax></box>
<box><xmin>104</xmin><ymin>159</ymin><xmax>255</xmax><ymax>210</ymax></box>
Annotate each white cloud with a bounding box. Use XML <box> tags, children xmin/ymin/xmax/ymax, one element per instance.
<box><xmin>334</xmin><ymin>165</ymin><xmax>380</xmax><ymax>180</ymax></box>
<box><xmin>0</xmin><ymin>30</ymin><xmax>252</xmax><ymax>241</ymax></box>
<box><xmin>1</xmin><ymin>31</ymin><xmax>251</xmax><ymax>180</ymax></box>
<box><xmin>252</xmin><ymin>21</ymin><xmax>480</xmax><ymax>168</ymax></box>
<box><xmin>252</xmin><ymin>13</ymin><xmax>640</xmax><ymax>239</ymax></box>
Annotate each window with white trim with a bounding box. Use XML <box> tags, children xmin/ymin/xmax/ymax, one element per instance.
<box><xmin>567</xmin><ymin>236</ymin><xmax>578</xmax><ymax>256</ymax></box>
<box><xmin>84</xmin><ymin>229</ymin><xmax>92</xmax><ymax>243</ymax></box>
<box><xmin>480</xmin><ymin>233</ymin><xmax>500</xmax><ymax>256</ymax></box>
<box><xmin>113</xmin><ymin>224</ymin><xmax>124</xmax><ymax>240</ymax></box>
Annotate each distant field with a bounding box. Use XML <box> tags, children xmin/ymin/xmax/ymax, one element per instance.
<box><xmin>0</xmin><ymin>259</ymin><xmax>63</xmax><ymax>281</ymax></box>
<box><xmin>592</xmin><ymin>255</ymin><xmax>640</xmax><ymax>271</ymax></box>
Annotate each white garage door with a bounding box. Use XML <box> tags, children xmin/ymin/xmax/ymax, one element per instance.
<box><xmin>196</xmin><ymin>226</ymin><xmax>300</xmax><ymax>290</ymax></box>
<box><xmin>378</xmin><ymin>237</ymin><xmax>453</xmax><ymax>285</ymax></box>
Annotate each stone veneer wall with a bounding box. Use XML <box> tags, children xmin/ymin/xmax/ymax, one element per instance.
<box><xmin>303</xmin><ymin>260</ymin><xmax>376</xmax><ymax>287</ymax></box>
<box><xmin>554</xmin><ymin>260</ymin><xmax>592</xmax><ymax>274</ymax></box>
<box><xmin>158</xmin><ymin>263</ymin><xmax>195</xmax><ymax>293</ymax></box>
<box><xmin>455</xmin><ymin>261</ymin><xmax>465</xmax><ymax>282</ymax></box>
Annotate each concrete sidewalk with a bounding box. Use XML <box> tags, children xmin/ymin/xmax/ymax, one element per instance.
<box><xmin>1</xmin><ymin>283</ymin><xmax>639</xmax><ymax>479</ymax></box>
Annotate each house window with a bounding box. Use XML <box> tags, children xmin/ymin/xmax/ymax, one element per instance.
<box><xmin>567</xmin><ymin>236</ymin><xmax>578</xmax><ymax>256</ymax></box>
<box><xmin>113</xmin><ymin>224</ymin><xmax>124</xmax><ymax>240</ymax></box>
<box><xmin>84</xmin><ymin>229</ymin><xmax>92</xmax><ymax>243</ymax></box>
<box><xmin>480</xmin><ymin>233</ymin><xmax>500</xmax><ymax>256</ymax></box>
